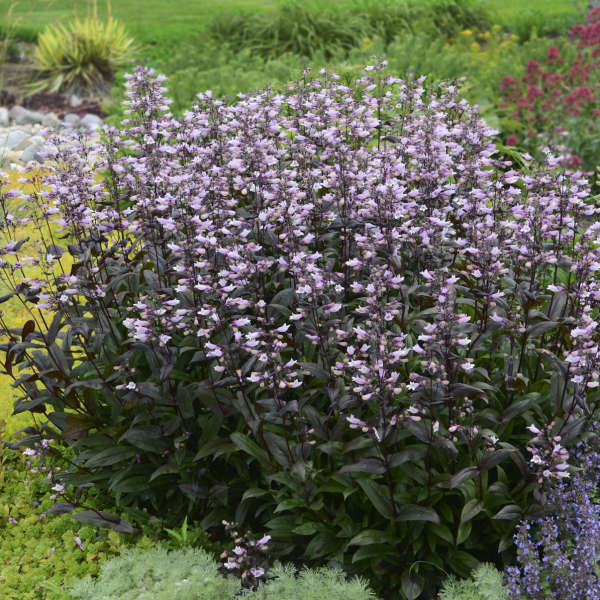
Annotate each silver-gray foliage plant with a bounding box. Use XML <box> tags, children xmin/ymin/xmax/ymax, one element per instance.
<box><xmin>68</xmin><ymin>545</ymin><xmax>378</xmax><ymax>600</ymax></box>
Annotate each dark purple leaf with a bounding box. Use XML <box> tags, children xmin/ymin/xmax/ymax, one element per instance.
<box><xmin>72</xmin><ymin>510</ymin><xmax>135</xmax><ymax>533</ymax></box>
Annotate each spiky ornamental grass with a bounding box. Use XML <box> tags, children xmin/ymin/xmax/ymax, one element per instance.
<box><xmin>29</xmin><ymin>16</ymin><xmax>136</xmax><ymax>95</ymax></box>
<box><xmin>1</xmin><ymin>64</ymin><xmax>600</xmax><ymax>597</ymax></box>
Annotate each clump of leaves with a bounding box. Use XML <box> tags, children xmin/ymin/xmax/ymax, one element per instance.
<box><xmin>29</xmin><ymin>16</ymin><xmax>136</xmax><ymax>95</ymax></box>
<box><xmin>68</xmin><ymin>546</ymin><xmax>378</xmax><ymax>600</ymax></box>
<box><xmin>0</xmin><ymin>420</ymin><xmax>152</xmax><ymax>599</ymax></box>
<box><xmin>162</xmin><ymin>515</ymin><xmax>219</xmax><ymax>553</ymax></box>
<box><xmin>242</xmin><ymin>563</ymin><xmax>378</xmax><ymax>600</ymax></box>
<box><xmin>2</xmin><ymin>62</ymin><xmax>600</xmax><ymax>599</ymax></box>
<box><xmin>205</xmin><ymin>0</ymin><xmax>490</xmax><ymax>62</ymax></box>
<box><xmin>439</xmin><ymin>563</ymin><xmax>508</xmax><ymax>600</ymax></box>
<box><xmin>67</xmin><ymin>545</ymin><xmax>240</xmax><ymax>600</ymax></box>
<box><xmin>206</xmin><ymin>1</ymin><xmax>368</xmax><ymax>61</ymax></box>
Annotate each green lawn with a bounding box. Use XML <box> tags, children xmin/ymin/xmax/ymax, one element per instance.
<box><xmin>0</xmin><ymin>0</ymin><xmax>581</xmax><ymax>46</ymax></box>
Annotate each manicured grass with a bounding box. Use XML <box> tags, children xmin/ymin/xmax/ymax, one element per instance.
<box><xmin>0</xmin><ymin>0</ymin><xmax>580</xmax><ymax>47</ymax></box>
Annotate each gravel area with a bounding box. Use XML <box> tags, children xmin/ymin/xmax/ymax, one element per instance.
<box><xmin>0</xmin><ymin>103</ymin><xmax>104</xmax><ymax>169</ymax></box>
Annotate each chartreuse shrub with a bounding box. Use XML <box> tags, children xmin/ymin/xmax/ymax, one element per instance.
<box><xmin>2</xmin><ymin>62</ymin><xmax>600</xmax><ymax>599</ymax></box>
<box><xmin>0</xmin><ymin>420</ymin><xmax>153</xmax><ymax>599</ymax></box>
<box><xmin>0</xmin><ymin>168</ymin><xmax>53</xmax><ymax>436</ymax></box>
<box><xmin>66</xmin><ymin>547</ymin><xmax>377</xmax><ymax>600</ymax></box>
<box><xmin>439</xmin><ymin>564</ymin><xmax>508</xmax><ymax>600</ymax></box>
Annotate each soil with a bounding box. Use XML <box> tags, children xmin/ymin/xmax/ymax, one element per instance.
<box><xmin>21</xmin><ymin>91</ymin><xmax>106</xmax><ymax>119</ymax></box>
<box><xmin>0</xmin><ymin>42</ymin><xmax>110</xmax><ymax>119</ymax></box>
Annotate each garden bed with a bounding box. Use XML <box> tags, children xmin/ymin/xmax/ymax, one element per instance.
<box><xmin>1</xmin><ymin>2</ymin><xmax>600</xmax><ymax>599</ymax></box>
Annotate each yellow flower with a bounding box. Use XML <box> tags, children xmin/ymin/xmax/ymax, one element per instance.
<box><xmin>471</xmin><ymin>41</ymin><xmax>481</xmax><ymax>51</ymax></box>
<box><xmin>492</xmin><ymin>24</ymin><xmax>502</xmax><ymax>31</ymax></box>
<box><xmin>361</xmin><ymin>36</ymin><xmax>372</xmax><ymax>50</ymax></box>
<box><xmin>460</xmin><ymin>29</ymin><xmax>472</xmax><ymax>36</ymax></box>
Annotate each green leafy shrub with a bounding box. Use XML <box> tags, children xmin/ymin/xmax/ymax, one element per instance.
<box><xmin>499</xmin><ymin>8</ymin><xmax>581</xmax><ymax>43</ymax></box>
<box><xmin>439</xmin><ymin>564</ymin><xmax>508</xmax><ymax>600</ymax></box>
<box><xmin>357</xmin><ymin>0</ymin><xmax>491</xmax><ymax>45</ymax></box>
<box><xmin>205</xmin><ymin>0</ymin><xmax>490</xmax><ymax>61</ymax></box>
<box><xmin>156</xmin><ymin>25</ymin><xmax>563</xmax><ymax>130</ymax></box>
<box><xmin>0</xmin><ymin>420</ymin><xmax>153</xmax><ymax>599</ymax></box>
<box><xmin>2</xmin><ymin>63</ymin><xmax>599</xmax><ymax>599</ymax></box>
<box><xmin>29</xmin><ymin>16</ymin><xmax>136</xmax><ymax>94</ymax></box>
<box><xmin>206</xmin><ymin>1</ymin><xmax>369</xmax><ymax>61</ymax></box>
<box><xmin>158</xmin><ymin>33</ymin><xmax>466</xmax><ymax>116</ymax></box>
<box><xmin>161</xmin><ymin>41</ymin><xmax>321</xmax><ymax>115</ymax></box>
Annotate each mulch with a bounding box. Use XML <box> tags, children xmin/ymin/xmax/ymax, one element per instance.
<box><xmin>0</xmin><ymin>90</ymin><xmax>106</xmax><ymax>119</ymax></box>
<box><xmin>0</xmin><ymin>44</ymin><xmax>108</xmax><ymax>119</ymax></box>
<box><xmin>21</xmin><ymin>92</ymin><xmax>106</xmax><ymax>119</ymax></box>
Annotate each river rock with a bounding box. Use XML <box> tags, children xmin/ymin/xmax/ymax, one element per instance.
<box><xmin>63</xmin><ymin>113</ymin><xmax>81</xmax><ymax>128</ymax></box>
<box><xmin>0</xmin><ymin>106</ymin><xmax>104</xmax><ymax>167</ymax></box>
<box><xmin>10</xmin><ymin>105</ymin><xmax>44</xmax><ymax>126</ymax></box>
<box><xmin>0</xmin><ymin>150</ymin><xmax>23</xmax><ymax>166</ymax></box>
<box><xmin>16</xmin><ymin>135</ymin><xmax>45</xmax><ymax>151</ymax></box>
<box><xmin>9</xmin><ymin>105</ymin><xmax>26</xmax><ymax>123</ymax></box>
<box><xmin>0</xmin><ymin>129</ymin><xmax>28</xmax><ymax>151</ymax></box>
<box><xmin>41</xmin><ymin>112</ymin><xmax>61</xmax><ymax>130</ymax></box>
<box><xmin>21</xmin><ymin>144</ymin><xmax>44</xmax><ymax>164</ymax></box>
<box><xmin>79</xmin><ymin>113</ymin><xmax>103</xmax><ymax>130</ymax></box>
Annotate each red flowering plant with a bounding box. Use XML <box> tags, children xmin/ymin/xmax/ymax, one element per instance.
<box><xmin>499</xmin><ymin>8</ymin><xmax>600</xmax><ymax>172</ymax></box>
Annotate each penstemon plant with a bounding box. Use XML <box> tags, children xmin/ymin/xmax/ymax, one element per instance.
<box><xmin>0</xmin><ymin>62</ymin><xmax>599</xmax><ymax>598</ymax></box>
<box><xmin>218</xmin><ymin>520</ymin><xmax>271</xmax><ymax>590</ymax></box>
